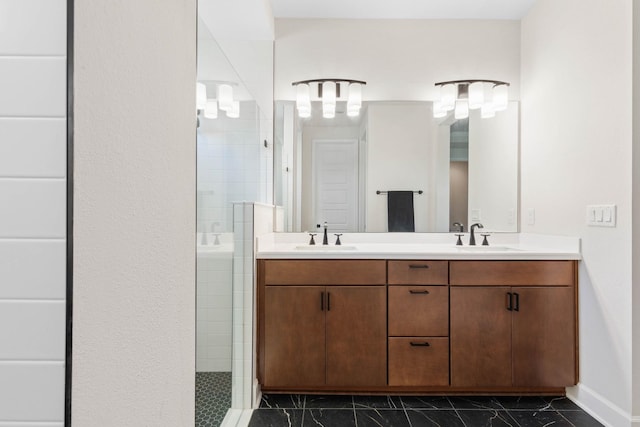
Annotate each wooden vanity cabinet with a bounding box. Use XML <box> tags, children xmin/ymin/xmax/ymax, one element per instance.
<box><xmin>259</xmin><ymin>260</ymin><xmax>387</xmax><ymax>389</ymax></box>
<box><xmin>450</xmin><ymin>261</ymin><xmax>577</xmax><ymax>388</ymax></box>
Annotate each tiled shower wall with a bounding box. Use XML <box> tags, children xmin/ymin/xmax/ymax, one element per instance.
<box><xmin>197</xmin><ymin>101</ymin><xmax>272</xmax><ymax>233</ymax></box>
<box><xmin>0</xmin><ymin>0</ymin><xmax>67</xmax><ymax>424</ymax></box>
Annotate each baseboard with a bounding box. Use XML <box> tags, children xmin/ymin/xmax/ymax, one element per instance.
<box><xmin>220</xmin><ymin>409</ymin><xmax>254</xmax><ymax>427</ymax></box>
<box><xmin>568</xmin><ymin>384</ymin><xmax>632</xmax><ymax>427</ymax></box>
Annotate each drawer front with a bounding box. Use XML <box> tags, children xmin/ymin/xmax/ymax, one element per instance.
<box><xmin>388</xmin><ymin>337</ymin><xmax>449</xmax><ymax>386</ymax></box>
<box><xmin>388</xmin><ymin>260</ymin><xmax>449</xmax><ymax>285</ymax></box>
<box><xmin>388</xmin><ymin>286</ymin><xmax>448</xmax><ymax>336</ymax></box>
<box><xmin>263</xmin><ymin>260</ymin><xmax>386</xmax><ymax>285</ymax></box>
<box><xmin>450</xmin><ymin>261</ymin><xmax>575</xmax><ymax>286</ymax></box>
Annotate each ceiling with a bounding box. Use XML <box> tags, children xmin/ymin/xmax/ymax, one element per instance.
<box><xmin>269</xmin><ymin>0</ymin><xmax>536</xmax><ymax>20</ymax></box>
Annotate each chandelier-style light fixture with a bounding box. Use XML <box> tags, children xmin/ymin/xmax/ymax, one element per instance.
<box><xmin>292</xmin><ymin>79</ymin><xmax>366</xmax><ymax>119</ymax></box>
<box><xmin>196</xmin><ymin>81</ymin><xmax>239</xmax><ymax>120</ymax></box>
<box><xmin>433</xmin><ymin>79</ymin><xmax>509</xmax><ymax>120</ymax></box>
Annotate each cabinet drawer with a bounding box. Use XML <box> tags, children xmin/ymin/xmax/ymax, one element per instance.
<box><xmin>388</xmin><ymin>337</ymin><xmax>449</xmax><ymax>386</ymax></box>
<box><xmin>388</xmin><ymin>286</ymin><xmax>448</xmax><ymax>336</ymax></box>
<box><xmin>450</xmin><ymin>261</ymin><xmax>575</xmax><ymax>286</ymax></box>
<box><xmin>263</xmin><ymin>260</ymin><xmax>386</xmax><ymax>285</ymax></box>
<box><xmin>388</xmin><ymin>260</ymin><xmax>448</xmax><ymax>285</ymax></box>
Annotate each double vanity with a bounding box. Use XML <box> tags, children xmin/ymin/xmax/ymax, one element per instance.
<box><xmin>255</xmin><ymin>233</ymin><xmax>580</xmax><ymax>395</ymax></box>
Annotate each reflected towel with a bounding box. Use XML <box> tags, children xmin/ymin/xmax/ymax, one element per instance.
<box><xmin>387</xmin><ymin>191</ymin><xmax>415</xmax><ymax>232</ymax></box>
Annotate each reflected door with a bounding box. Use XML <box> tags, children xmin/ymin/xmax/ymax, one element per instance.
<box><xmin>312</xmin><ymin>140</ymin><xmax>359</xmax><ymax>232</ymax></box>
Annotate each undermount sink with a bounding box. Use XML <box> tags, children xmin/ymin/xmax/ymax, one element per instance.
<box><xmin>456</xmin><ymin>246</ymin><xmax>522</xmax><ymax>252</ymax></box>
<box><xmin>295</xmin><ymin>245</ymin><xmax>358</xmax><ymax>251</ymax></box>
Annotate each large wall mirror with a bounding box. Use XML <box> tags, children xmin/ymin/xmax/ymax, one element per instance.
<box><xmin>274</xmin><ymin>100</ymin><xmax>519</xmax><ymax>233</ymax></box>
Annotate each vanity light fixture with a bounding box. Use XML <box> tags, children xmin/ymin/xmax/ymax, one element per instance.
<box><xmin>196</xmin><ymin>81</ymin><xmax>241</xmax><ymax>120</ymax></box>
<box><xmin>292</xmin><ymin>78</ymin><xmax>367</xmax><ymax>119</ymax></box>
<box><xmin>434</xmin><ymin>79</ymin><xmax>510</xmax><ymax>119</ymax></box>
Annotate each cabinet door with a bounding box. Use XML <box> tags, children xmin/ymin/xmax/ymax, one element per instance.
<box><xmin>512</xmin><ymin>287</ymin><xmax>576</xmax><ymax>386</ymax></box>
<box><xmin>264</xmin><ymin>286</ymin><xmax>326</xmax><ymax>387</ymax></box>
<box><xmin>325</xmin><ymin>286</ymin><xmax>387</xmax><ymax>386</ymax></box>
<box><xmin>451</xmin><ymin>287</ymin><xmax>512</xmax><ymax>387</ymax></box>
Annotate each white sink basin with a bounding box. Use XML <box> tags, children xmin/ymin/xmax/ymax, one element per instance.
<box><xmin>456</xmin><ymin>246</ymin><xmax>522</xmax><ymax>252</ymax></box>
<box><xmin>295</xmin><ymin>245</ymin><xmax>358</xmax><ymax>251</ymax></box>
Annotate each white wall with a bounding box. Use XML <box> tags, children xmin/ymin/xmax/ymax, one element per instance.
<box><xmin>73</xmin><ymin>1</ymin><xmax>197</xmax><ymax>426</ymax></box>
<box><xmin>521</xmin><ymin>1</ymin><xmax>633</xmax><ymax>425</ymax></box>
<box><xmin>366</xmin><ymin>103</ymin><xmax>436</xmax><ymax>232</ymax></box>
<box><xmin>274</xmin><ymin>19</ymin><xmax>521</xmax><ymax>102</ymax></box>
<box><xmin>633</xmin><ymin>1</ymin><xmax>640</xmax><ymax>420</ymax></box>
<box><xmin>0</xmin><ymin>0</ymin><xmax>67</xmax><ymax>424</ymax></box>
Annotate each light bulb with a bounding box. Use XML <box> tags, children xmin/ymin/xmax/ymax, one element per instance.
<box><xmin>433</xmin><ymin>101</ymin><xmax>447</xmax><ymax>118</ymax></box>
<box><xmin>322</xmin><ymin>81</ymin><xmax>336</xmax><ymax>107</ymax></box>
<box><xmin>441</xmin><ymin>83</ymin><xmax>456</xmax><ymax>111</ymax></box>
<box><xmin>468</xmin><ymin>82</ymin><xmax>484</xmax><ymax>110</ymax></box>
<box><xmin>196</xmin><ymin>82</ymin><xmax>207</xmax><ymax>110</ymax></box>
<box><xmin>347</xmin><ymin>104</ymin><xmax>360</xmax><ymax>117</ymax></box>
<box><xmin>493</xmin><ymin>84</ymin><xmax>508</xmax><ymax>111</ymax></box>
<box><xmin>347</xmin><ymin>83</ymin><xmax>362</xmax><ymax>109</ymax></box>
<box><xmin>296</xmin><ymin>83</ymin><xmax>311</xmax><ymax>112</ymax></box>
<box><xmin>217</xmin><ymin>84</ymin><xmax>234</xmax><ymax>111</ymax></box>
<box><xmin>454</xmin><ymin>99</ymin><xmax>469</xmax><ymax>120</ymax></box>
<box><xmin>204</xmin><ymin>99</ymin><xmax>218</xmax><ymax>119</ymax></box>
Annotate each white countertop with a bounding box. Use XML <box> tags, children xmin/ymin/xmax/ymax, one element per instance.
<box><xmin>255</xmin><ymin>233</ymin><xmax>581</xmax><ymax>260</ymax></box>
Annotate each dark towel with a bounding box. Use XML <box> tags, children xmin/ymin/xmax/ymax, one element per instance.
<box><xmin>387</xmin><ymin>191</ymin><xmax>415</xmax><ymax>232</ymax></box>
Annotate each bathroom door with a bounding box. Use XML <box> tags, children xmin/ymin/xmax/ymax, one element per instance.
<box><xmin>312</xmin><ymin>139</ymin><xmax>359</xmax><ymax>233</ymax></box>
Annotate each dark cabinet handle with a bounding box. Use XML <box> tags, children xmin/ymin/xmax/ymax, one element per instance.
<box><xmin>506</xmin><ymin>292</ymin><xmax>513</xmax><ymax>311</ymax></box>
<box><xmin>409</xmin><ymin>289</ymin><xmax>430</xmax><ymax>294</ymax></box>
<box><xmin>327</xmin><ymin>292</ymin><xmax>331</xmax><ymax>311</ymax></box>
<box><xmin>409</xmin><ymin>264</ymin><xmax>430</xmax><ymax>269</ymax></box>
<box><xmin>320</xmin><ymin>291</ymin><xmax>324</xmax><ymax>311</ymax></box>
<box><xmin>514</xmin><ymin>292</ymin><xmax>520</xmax><ymax>312</ymax></box>
<box><xmin>410</xmin><ymin>341</ymin><xmax>430</xmax><ymax>347</ymax></box>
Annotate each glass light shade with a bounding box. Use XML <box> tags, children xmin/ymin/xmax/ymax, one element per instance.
<box><xmin>454</xmin><ymin>99</ymin><xmax>469</xmax><ymax>119</ymax></box>
<box><xmin>493</xmin><ymin>84</ymin><xmax>508</xmax><ymax>111</ymax></box>
<box><xmin>297</xmin><ymin>102</ymin><xmax>311</xmax><ymax>118</ymax></box>
<box><xmin>226</xmin><ymin>100</ymin><xmax>240</xmax><ymax>118</ymax></box>
<box><xmin>481</xmin><ymin>103</ymin><xmax>496</xmax><ymax>118</ymax></box>
<box><xmin>217</xmin><ymin>84</ymin><xmax>234</xmax><ymax>111</ymax></box>
<box><xmin>347</xmin><ymin>104</ymin><xmax>360</xmax><ymax>117</ymax></box>
<box><xmin>468</xmin><ymin>82</ymin><xmax>484</xmax><ymax>110</ymax></box>
<box><xmin>296</xmin><ymin>83</ymin><xmax>311</xmax><ymax>111</ymax></box>
<box><xmin>433</xmin><ymin>101</ymin><xmax>447</xmax><ymax>118</ymax></box>
<box><xmin>196</xmin><ymin>82</ymin><xmax>207</xmax><ymax>110</ymax></box>
<box><xmin>347</xmin><ymin>83</ymin><xmax>362</xmax><ymax>109</ymax></box>
<box><xmin>322</xmin><ymin>102</ymin><xmax>335</xmax><ymax>119</ymax></box>
<box><xmin>322</xmin><ymin>81</ymin><xmax>337</xmax><ymax>107</ymax></box>
<box><xmin>441</xmin><ymin>83</ymin><xmax>456</xmax><ymax>111</ymax></box>
<box><xmin>204</xmin><ymin>99</ymin><xmax>218</xmax><ymax>119</ymax></box>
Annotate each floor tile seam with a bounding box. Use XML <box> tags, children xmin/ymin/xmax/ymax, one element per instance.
<box><xmin>557</xmin><ymin>410</ymin><xmax>579</xmax><ymax>427</ymax></box>
<box><xmin>444</xmin><ymin>397</ymin><xmax>468</xmax><ymax>427</ymax></box>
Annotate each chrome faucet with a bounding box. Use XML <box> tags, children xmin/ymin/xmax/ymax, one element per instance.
<box><xmin>453</xmin><ymin>222</ymin><xmax>464</xmax><ymax>233</ymax></box>
<box><xmin>322</xmin><ymin>221</ymin><xmax>329</xmax><ymax>245</ymax></box>
<box><xmin>469</xmin><ymin>223</ymin><xmax>484</xmax><ymax>246</ymax></box>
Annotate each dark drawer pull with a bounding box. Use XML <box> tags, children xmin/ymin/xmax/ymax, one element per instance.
<box><xmin>409</xmin><ymin>290</ymin><xmax>430</xmax><ymax>294</ymax></box>
<box><xmin>410</xmin><ymin>341</ymin><xmax>431</xmax><ymax>347</ymax></box>
<box><xmin>409</xmin><ymin>264</ymin><xmax>430</xmax><ymax>269</ymax></box>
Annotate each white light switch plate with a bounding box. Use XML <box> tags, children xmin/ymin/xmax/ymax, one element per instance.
<box><xmin>586</xmin><ymin>204</ymin><xmax>616</xmax><ymax>227</ymax></box>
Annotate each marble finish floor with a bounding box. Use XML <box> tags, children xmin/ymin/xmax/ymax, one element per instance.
<box><xmin>248</xmin><ymin>395</ymin><xmax>603</xmax><ymax>427</ymax></box>
<box><xmin>196</xmin><ymin>372</ymin><xmax>231</xmax><ymax>427</ymax></box>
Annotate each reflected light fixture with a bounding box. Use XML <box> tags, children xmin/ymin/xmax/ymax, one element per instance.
<box><xmin>434</xmin><ymin>79</ymin><xmax>509</xmax><ymax>119</ymax></box>
<box><xmin>226</xmin><ymin>100</ymin><xmax>240</xmax><ymax>118</ymax></box>
<box><xmin>196</xmin><ymin>81</ymin><xmax>241</xmax><ymax>120</ymax></box>
<box><xmin>292</xmin><ymin>79</ymin><xmax>367</xmax><ymax>119</ymax></box>
<box><xmin>196</xmin><ymin>82</ymin><xmax>207</xmax><ymax>110</ymax></box>
<box><xmin>204</xmin><ymin>99</ymin><xmax>218</xmax><ymax>119</ymax></box>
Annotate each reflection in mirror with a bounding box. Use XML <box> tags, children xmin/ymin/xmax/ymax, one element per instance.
<box><xmin>274</xmin><ymin>100</ymin><xmax>518</xmax><ymax>233</ymax></box>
